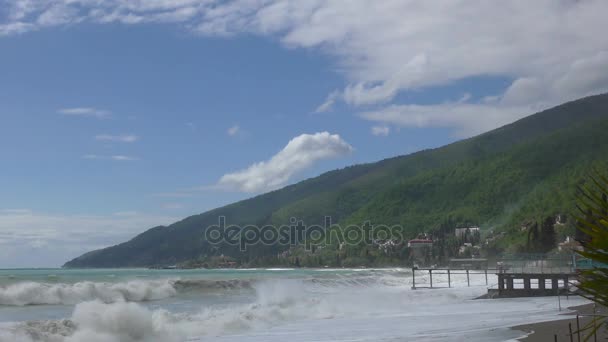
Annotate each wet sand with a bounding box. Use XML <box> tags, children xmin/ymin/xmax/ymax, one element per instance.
<box><xmin>514</xmin><ymin>304</ymin><xmax>607</xmax><ymax>341</ymax></box>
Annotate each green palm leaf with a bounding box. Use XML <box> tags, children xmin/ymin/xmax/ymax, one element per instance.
<box><xmin>574</xmin><ymin>172</ymin><xmax>608</xmax><ymax>339</ymax></box>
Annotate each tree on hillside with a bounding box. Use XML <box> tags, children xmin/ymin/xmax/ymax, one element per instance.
<box><xmin>540</xmin><ymin>216</ymin><xmax>557</xmax><ymax>252</ymax></box>
<box><xmin>575</xmin><ymin>172</ymin><xmax>608</xmax><ymax>336</ymax></box>
<box><xmin>576</xmin><ymin>208</ymin><xmax>594</xmax><ymax>243</ymax></box>
<box><xmin>527</xmin><ymin>222</ymin><xmax>541</xmax><ymax>252</ymax></box>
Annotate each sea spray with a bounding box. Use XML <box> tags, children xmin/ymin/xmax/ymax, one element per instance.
<box><xmin>0</xmin><ymin>270</ymin><xmax>587</xmax><ymax>342</ymax></box>
<box><xmin>0</xmin><ymin>278</ymin><xmax>260</xmax><ymax>306</ymax></box>
<box><xmin>0</xmin><ymin>280</ymin><xmax>177</xmax><ymax>306</ymax></box>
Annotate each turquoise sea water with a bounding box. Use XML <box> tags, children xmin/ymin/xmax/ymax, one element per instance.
<box><xmin>0</xmin><ymin>267</ymin><xmax>355</xmax><ymax>285</ymax></box>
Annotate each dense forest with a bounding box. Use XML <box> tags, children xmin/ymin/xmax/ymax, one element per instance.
<box><xmin>65</xmin><ymin>93</ymin><xmax>608</xmax><ymax>268</ymax></box>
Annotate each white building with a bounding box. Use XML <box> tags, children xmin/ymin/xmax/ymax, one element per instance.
<box><xmin>455</xmin><ymin>226</ymin><xmax>480</xmax><ymax>239</ymax></box>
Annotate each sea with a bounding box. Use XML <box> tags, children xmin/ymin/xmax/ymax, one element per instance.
<box><xmin>0</xmin><ymin>267</ymin><xmax>589</xmax><ymax>342</ymax></box>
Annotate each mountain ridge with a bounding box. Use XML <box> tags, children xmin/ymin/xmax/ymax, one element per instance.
<box><xmin>64</xmin><ymin>93</ymin><xmax>608</xmax><ymax>268</ymax></box>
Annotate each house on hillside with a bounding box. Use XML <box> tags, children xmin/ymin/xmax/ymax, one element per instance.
<box><xmin>558</xmin><ymin>236</ymin><xmax>582</xmax><ymax>252</ymax></box>
<box><xmin>455</xmin><ymin>226</ymin><xmax>480</xmax><ymax>239</ymax></box>
<box><xmin>408</xmin><ymin>236</ymin><xmax>433</xmax><ymax>263</ymax></box>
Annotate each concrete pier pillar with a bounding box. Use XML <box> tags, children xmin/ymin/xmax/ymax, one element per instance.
<box><xmin>524</xmin><ymin>277</ymin><xmax>531</xmax><ymax>290</ymax></box>
<box><xmin>507</xmin><ymin>277</ymin><xmax>514</xmax><ymax>290</ymax></box>
<box><xmin>552</xmin><ymin>278</ymin><xmax>558</xmax><ymax>290</ymax></box>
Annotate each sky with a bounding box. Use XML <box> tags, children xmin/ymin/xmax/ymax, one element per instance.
<box><xmin>1</xmin><ymin>0</ymin><xmax>608</xmax><ymax>267</ymax></box>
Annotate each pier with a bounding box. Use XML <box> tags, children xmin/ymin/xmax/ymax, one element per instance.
<box><xmin>411</xmin><ymin>267</ymin><xmax>492</xmax><ymax>289</ymax></box>
<box><xmin>411</xmin><ymin>258</ymin><xmax>491</xmax><ymax>289</ymax></box>
<box><xmin>411</xmin><ymin>256</ymin><xmax>577</xmax><ymax>298</ymax></box>
<box><xmin>489</xmin><ymin>272</ymin><xmax>574</xmax><ymax>297</ymax></box>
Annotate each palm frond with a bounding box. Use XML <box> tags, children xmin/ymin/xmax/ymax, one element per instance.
<box><xmin>575</xmin><ymin>171</ymin><xmax>608</xmax><ymax>339</ymax></box>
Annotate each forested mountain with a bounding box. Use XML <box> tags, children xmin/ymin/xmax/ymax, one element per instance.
<box><xmin>64</xmin><ymin>94</ymin><xmax>608</xmax><ymax>268</ymax></box>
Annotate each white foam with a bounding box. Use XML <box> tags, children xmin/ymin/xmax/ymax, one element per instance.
<box><xmin>263</xmin><ymin>268</ymin><xmax>295</xmax><ymax>271</ymax></box>
<box><xmin>0</xmin><ymin>280</ymin><xmax>177</xmax><ymax>306</ymax></box>
<box><xmin>0</xmin><ymin>272</ymin><xmax>591</xmax><ymax>342</ymax></box>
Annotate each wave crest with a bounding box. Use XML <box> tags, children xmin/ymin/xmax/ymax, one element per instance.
<box><xmin>0</xmin><ymin>278</ymin><xmax>258</xmax><ymax>307</ymax></box>
<box><xmin>0</xmin><ymin>280</ymin><xmax>177</xmax><ymax>306</ymax></box>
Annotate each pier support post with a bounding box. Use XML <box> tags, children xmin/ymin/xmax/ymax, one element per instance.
<box><xmin>507</xmin><ymin>277</ymin><xmax>514</xmax><ymax>290</ymax></box>
<box><xmin>498</xmin><ymin>274</ymin><xmax>505</xmax><ymax>291</ymax></box>
<box><xmin>466</xmin><ymin>269</ymin><xmax>470</xmax><ymax>287</ymax></box>
<box><xmin>448</xmin><ymin>269</ymin><xmax>451</xmax><ymax>288</ymax></box>
<box><xmin>485</xmin><ymin>269</ymin><xmax>488</xmax><ymax>285</ymax></box>
<box><xmin>412</xmin><ymin>268</ymin><xmax>416</xmax><ymax>289</ymax></box>
<box><xmin>524</xmin><ymin>277</ymin><xmax>531</xmax><ymax>290</ymax></box>
<box><xmin>429</xmin><ymin>270</ymin><xmax>433</xmax><ymax>288</ymax></box>
<box><xmin>552</xmin><ymin>278</ymin><xmax>559</xmax><ymax>291</ymax></box>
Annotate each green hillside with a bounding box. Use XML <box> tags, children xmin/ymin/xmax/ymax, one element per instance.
<box><xmin>64</xmin><ymin>94</ymin><xmax>608</xmax><ymax>268</ymax></box>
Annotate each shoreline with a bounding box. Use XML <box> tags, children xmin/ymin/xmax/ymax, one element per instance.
<box><xmin>512</xmin><ymin>303</ymin><xmax>607</xmax><ymax>341</ymax></box>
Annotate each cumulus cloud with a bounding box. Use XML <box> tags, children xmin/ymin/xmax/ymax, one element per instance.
<box><xmin>95</xmin><ymin>134</ymin><xmax>139</xmax><ymax>143</ymax></box>
<box><xmin>58</xmin><ymin>107</ymin><xmax>111</xmax><ymax>119</ymax></box>
<box><xmin>0</xmin><ymin>209</ymin><xmax>178</xmax><ymax>268</ymax></box>
<box><xmin>218</xmin><ymin>132</ymin><xmax>353</xmax><ymax>192</ymax></box>
<box><xmin>5</xmin><ymin>1</ymin><xmax>608</xmax><ymax>135</ymax></box>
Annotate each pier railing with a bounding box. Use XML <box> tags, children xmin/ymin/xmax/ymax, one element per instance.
<box><xmin>410</xmin><ymin>267</ymin><xmax>495</xmax><ymax>289</ymax></box>
<box><xmin>497</xmin><ymin>253</ymin><xmax>575</xmax><ymax>275</ymax></box>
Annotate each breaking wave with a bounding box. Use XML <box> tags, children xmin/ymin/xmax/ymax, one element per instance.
<box><xmin>0</xmin><ymin>275</ymin><xmax>418</xmax><ymax>341</ymax></box>
<box><xmin>0</xmin><ymin>274</ymin><xmax>532</xmax><ymax>342</ymax></box>
<box><xmin>0</xmin><ymin>270</ymin><xmax>591</xmax><ymax>342</ymax></box>
<box><xmin>0</xmin><ymin>279</ymin><xmax>254</xmax><ymax>306</ymax></box>
<box><xmin>0</xmin><ymin>279</ymin><xmax>338</xmax><ymax>342</ymax></box>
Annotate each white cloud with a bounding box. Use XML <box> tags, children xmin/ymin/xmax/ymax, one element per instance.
<box><xmin>360</xmin><ymin>102</ymin><xmax>532</xmax><ymax>138</ymax></box>
<box><xmin>314</xmin><ymin>90</ymin><xmax>341</xmax><ymax>113</ymax></box>
<box><xmin>0</xmin><ymin>210</ymin><xmax>179</xmax><ymax>268</ymax></box>
<box><xmin>83</xmin><ymin>154</ymin><xmax>138</xmax><ymax>161</ymax></box>
<box><xmin>3</xmin><ymin>1</ymin><xmax>608</xmax><ymax>135</ymax></box>
<box><xmin>0</xmin><ymin>21</ymin><xmax>34</xmax><ymax>36</ymax></box>
<box><xmin>227</xmin><ymin>124</ymin><xmax>240</xmax><ymax>136</ymax></box>
<box><xmin>218</xmin><ymin>132</ymin><xmax>353</xmax><ymax>192</ymax></box>
<box><xmin>58</xmin><ymin>107</ymin><xmax>111</xmax><ymax>119</ymax></box>
<box><xmin>95</xmin><ymin>134</ymin><xmax>139</xmax><ymax>143</ymax></box>
<box><xmin>371</xmin><ymin>125</ymin><xmax>390</xmax><ymax>137</ymax></box>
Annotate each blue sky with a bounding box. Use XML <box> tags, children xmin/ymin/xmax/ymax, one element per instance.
<box><xmin>1</xmin><ymin>1</ymin><xmax>608</xmax><ymax>267</ymax></box>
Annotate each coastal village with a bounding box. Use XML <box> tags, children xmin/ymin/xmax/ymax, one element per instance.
<box><xmin>178</xmin><ymin>213</ymin><xmax>585</xmax><ymax>271</ymax></box>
